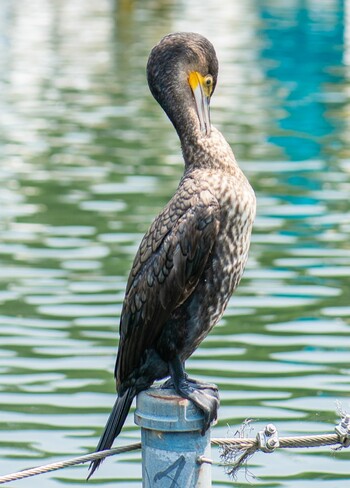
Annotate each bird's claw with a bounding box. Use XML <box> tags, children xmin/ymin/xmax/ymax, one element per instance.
<box><xmin>193</xmin><ymin>386</ymin><xmax>219</xmax><ymax>434</ymax></box>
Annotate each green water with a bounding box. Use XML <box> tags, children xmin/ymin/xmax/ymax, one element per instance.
<box><xmin>1</xmin><ymin>0</ymin><xmax>350</xmax><ymax>486</ymax></box>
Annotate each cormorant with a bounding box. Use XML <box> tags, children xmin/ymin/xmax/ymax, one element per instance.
<box><xmin>88</xmin><ymin>32</ymin><xmax>256</xmax><ymax>478</ymax></box>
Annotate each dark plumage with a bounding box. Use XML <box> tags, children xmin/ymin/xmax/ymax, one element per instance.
<box><xmin>88</xmin><ymin>32</ymin><xmax>256</xmax><ymax>478</ymax></box>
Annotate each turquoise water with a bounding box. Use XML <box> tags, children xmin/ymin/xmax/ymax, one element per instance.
<box><xmin>0</xmin><ymin>0</ymin><xmax>350</xmax><ymax>486</ymax></box>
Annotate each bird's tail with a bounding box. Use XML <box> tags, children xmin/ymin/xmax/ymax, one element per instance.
<box><xmin>87</xmin><ymin>388</ymin><xmax>135</xmax><ymax>480</ymax></box>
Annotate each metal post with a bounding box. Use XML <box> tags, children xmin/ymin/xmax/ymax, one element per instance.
<box><xmin>135</xmin><ymin>387</ymin><xmax>212</xmax><ymax>487</ymax></box>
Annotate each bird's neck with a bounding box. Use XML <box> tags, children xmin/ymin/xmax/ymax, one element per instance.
<box><xmin>180</xmin><ymin>126</ymin><xmax>239</xmax><ymax>174</ymax></box>
<box><xmin>165</xmin><ymin>95</ymin><xmax>240</xmax><ymax>174</ymax></box>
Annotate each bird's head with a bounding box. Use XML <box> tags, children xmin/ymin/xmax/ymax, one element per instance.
<box><xmin>147</xmin><ymin>32</ymin><xmax>219</xmax><ymax>138</ymax></box>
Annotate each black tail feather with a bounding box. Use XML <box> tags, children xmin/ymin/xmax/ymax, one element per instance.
<box><xmin>87</xmin><ymin>388</ymin><xmax>135</xmax><ymax>480</ymax></box>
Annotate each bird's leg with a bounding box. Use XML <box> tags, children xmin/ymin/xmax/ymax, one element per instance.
<box><xmin>164</xmin><ymin>357</ymin><xmax>219</xmax><ymax>434</ymax></box>
<box><xmin>162</xmin><ymin>365</ymin><xmax>217</xmax><ymax>392</ymax></box>
<box><xmin>183</xmin><ymin>375</ymin><xmax>218</xmax><ymax>391</ymax></box>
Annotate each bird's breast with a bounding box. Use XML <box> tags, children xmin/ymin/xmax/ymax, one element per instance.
<box><xmin>210</xmin><ymin>171</ymin><xmax>255</xmax><ymax>299</ymax></box>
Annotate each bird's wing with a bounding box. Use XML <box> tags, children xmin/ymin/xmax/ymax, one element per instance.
<box><xmin>115</xmin><ymin>186</ymin><xmax>220</xmax><ymax>387</ymax></box>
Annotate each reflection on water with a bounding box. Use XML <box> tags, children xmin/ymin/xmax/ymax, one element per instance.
<box><xmin>0</xmin><ymin>0</ymin><xmax>350</xmax><ymax>486</ymax></box>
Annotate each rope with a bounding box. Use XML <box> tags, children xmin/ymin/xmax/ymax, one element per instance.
<box><xmin>0</xmin><ymin>443</ymin><xmax>141</xmax><ymax>484</ymax></box>
<box><xmin>0</xmin><ymin>431</ymin><xmax>346</xmax><ymax>484</ymax></box>
<box><xmin>211</xmin><ymin>433</ymin><xmax>340</xmax><ymax>450</ymax></box>
<box><xmin>212</xmin><ymin>432</ymin><xmax>345</xmax><ymax>478</ymax></box>
<box><xmin>280</xmin><ymin>433</ymin><xmax>340</xmax><ymax>449</ymax></box>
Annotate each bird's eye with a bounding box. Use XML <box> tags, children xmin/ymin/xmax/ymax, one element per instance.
<box><xmin>204</xmin><ymin>75</ymin><xmax>213</xmax><ymax>87</ymax></box>
<box><xmin>203</xmin><ymin>75</ymin><xmax>214</xmax><ymax>97</ymax></box>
